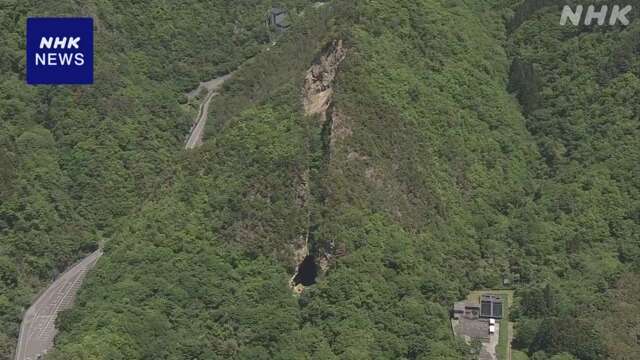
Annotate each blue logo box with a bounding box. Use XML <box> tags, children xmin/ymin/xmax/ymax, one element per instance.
<box><xmin>26</xmin><ymin>17</ymin><xmax>93</xmax><ymax>85</ymax></box>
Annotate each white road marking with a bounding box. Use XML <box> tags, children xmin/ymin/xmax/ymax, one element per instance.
<box><xmin>15</xmin><ymin>250</ymin><xmax>102</xmax><ymax>360</ymax></box>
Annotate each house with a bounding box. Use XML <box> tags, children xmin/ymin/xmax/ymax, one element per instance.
<box><xmin>452</xmin><ymin>292</ymin><xmax>511</xmax><ymax>357</ymax></box>
<box><xmin>453</xmin><ymin>294</ymin><xmax>503</xmax><ymax>320</ymax></box>
<box><xmin>453</xmin><ymin>301</ymin><xmax>466</xmax><ymax>319</ymax></box>
<box><xmin>268</xmin><ymin>7</ymin><xmax>290</xmax><ymax>32</ymax></box>
<box><xmin>452</xmin><ymin>301</ymin><xmax>481</xmax><ymax>320</ymax></box>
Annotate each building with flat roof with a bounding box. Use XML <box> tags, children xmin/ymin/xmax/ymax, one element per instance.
<box><xmin>480</xmin><ymin>294</ymin><xmax>503</xmax><ymax>319</ymax></box>
<box><xmin>453</xmin><ymin>301</ymin><xmax>481</xmax><ymax>320</ymax></box>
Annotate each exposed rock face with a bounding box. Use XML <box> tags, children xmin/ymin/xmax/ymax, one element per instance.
<box><xmin>292</xmin><ymin>170</ymin><xmax>310</xmax><ymax>267</ymax></box>
<box><xmin>290</xmin><ymin>40</ymin><xmax>347</xmax><ymax>294</ymax></box>
<box><xmin>303</xmin><ymin>40</ymin><xmax>350</xmax><ymax>157</ymax></box>
<box><xmin>303</xmin><ymin>40</ymin><xmax>347</xmax><ymax>119</ymax></box>
<box><xmin>329</xmin><ymin>108</ymin><xmax>352</xmax><ymax>150</ymax></box>
<box><xmin>289</xmin><ymin>157</ymin><xmax>310</xmax><ymax>293</ymax></box>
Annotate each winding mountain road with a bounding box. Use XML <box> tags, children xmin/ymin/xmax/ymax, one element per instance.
<box><xmin>15</xmin><ymin>249</ymin><xmax>102</xmax><ymax>360</ymax></box>
<box><xmin>185</xmin><ymin>74</ymin><xmax>233</xmax><ymax>149</ymax></box>
<box><xmin>15</xmin><ymin>72</ymin><xmax>232</xmax><ymax>359</ymax></box>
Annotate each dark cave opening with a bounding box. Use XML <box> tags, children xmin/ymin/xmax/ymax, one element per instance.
<box><xmin>293</xmin><ymin>255</ymin><xmax>318</xmax><ymax>286</ymax></box>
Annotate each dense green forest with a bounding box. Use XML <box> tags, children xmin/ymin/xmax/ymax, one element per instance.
<box><xmin>0</xmin><ymin>0</ymin><xmax>638</xmax><ymax>359</ymax></box>
<box><xmin>0</xmin><ymin>0</ymin><xmax>307</xmax><ymax>357</ymax></box>
<box><xmin>507</xmin><ymin>2</ymin><xmax>640</xmax><ymax>359</ymax></box>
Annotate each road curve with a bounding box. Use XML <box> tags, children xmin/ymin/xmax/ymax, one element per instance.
<box><xmin>15</xmin><ymin>249</ymin><xmax>103</xmax><ymax>360</ymax></box>
<box><xmin>185</xmin><ymin>74</ymin><xmax>233</xmax><ymax>150</ymax></box>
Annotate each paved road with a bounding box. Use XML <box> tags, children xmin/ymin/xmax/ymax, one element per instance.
<box><xmin>508</xmin><ymin>322</ymin><xmax>514</xmax><ymax>360</ymax></box>
<box><xmin>185</xmin><ymin>74</ymin><xmax>232</xmax><ymax>150</ymax></box>
<box><xmin>480</xmin><ymin>322</ymin><xmax>499</xmax><ymax>360</ymax></box>
<box><xmin>15</xmin><ymin>249</ymin><xmax>102</xmax><ymax>360</ymax></box>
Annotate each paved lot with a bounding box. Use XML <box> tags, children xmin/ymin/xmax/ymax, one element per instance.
<box><xmin>15</xmin><ymin>250</ymin><xmax>102</xmax><ymax>360</ymax></box>
<box><xmin>452</xmin><ymin>317</ymin><xmax>499</xmax><ymax>360</ymax></box>
<box><xmin>458</xmin><ymin>318</ymin><xmax>490</xmax><ymax>339</ymax></box>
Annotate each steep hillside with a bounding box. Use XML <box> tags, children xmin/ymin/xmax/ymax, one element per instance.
<box><xmin>1</xmin><ymin>0</ymin><xmax>638</xmax><ymax>359</ymax></box>
<box><xmin>507</xmin><ymin>3</ymin><xmax>640</xmax><ymax>359</ymax></box>
<box><xmin>0</xmin><ymin>0</ymin><xmax>307</xmax><ymax>357</ymax></box>
<box><xmin>49</xmin><ymin>0</ymin><xmax>543</xmax><ymax>359</ymax></box>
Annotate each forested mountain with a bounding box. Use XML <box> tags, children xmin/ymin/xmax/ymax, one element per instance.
<box><xmin>507</xmin><ymin>2</ymin><xmax>640</xmax><ymax>359</ymax></box>
<box><xmin>0</xmin><ymin>0</ymin><xmax>638</xmax><ymax>359</ymax></box>
<box><xmin>0</xmin><ymin>0</ymin><xmax>306</xmax><ymax>357</ymax></box>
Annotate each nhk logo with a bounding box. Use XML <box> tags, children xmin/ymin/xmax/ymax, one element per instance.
<box><xmin>560</xmin><ymin>5</ymin><xmax>633</xmax><ymax>26</ymax></box>
<box><xmin>26</xmin><ymin>18</ymin><xmax>93</xmax><ymax>84</ymax></box>
<box><xmin>36</xmin><ymin>37</ymin><xmax>85</xmax><ymax>66</ymax></box>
